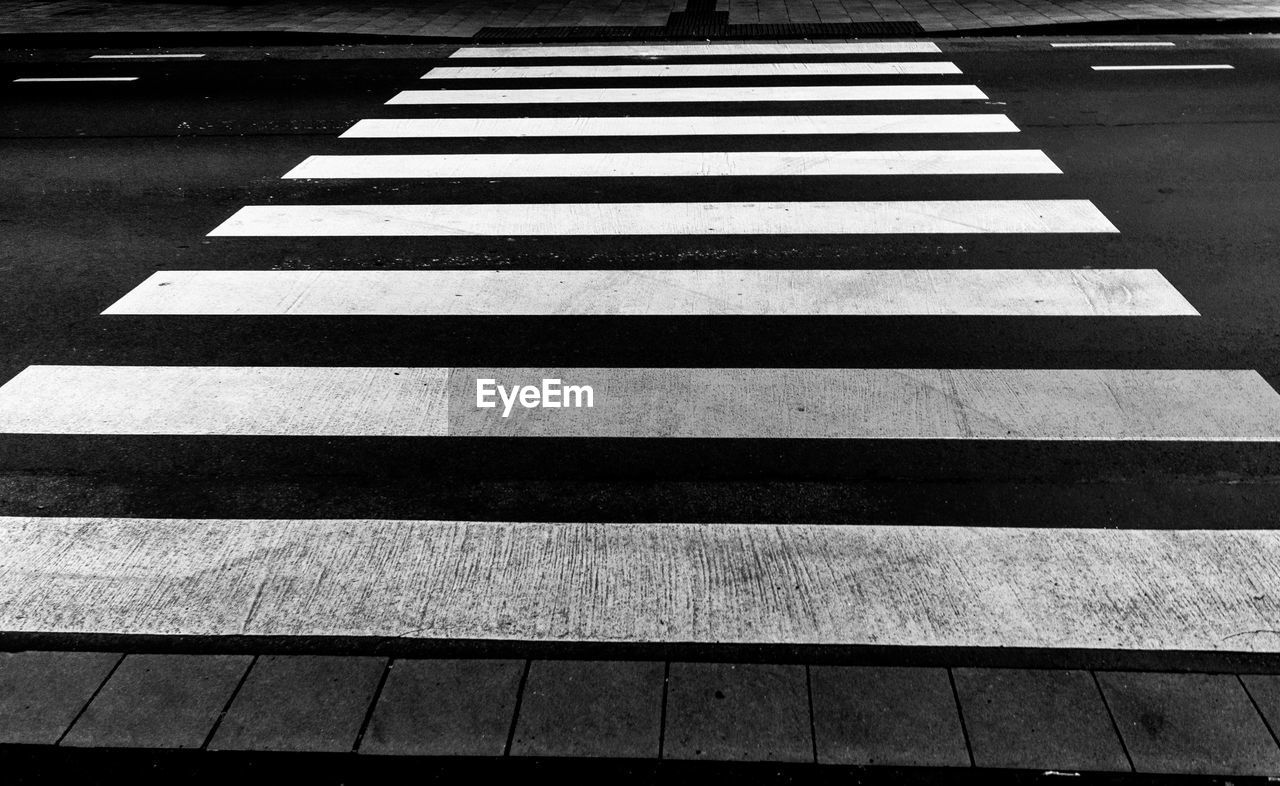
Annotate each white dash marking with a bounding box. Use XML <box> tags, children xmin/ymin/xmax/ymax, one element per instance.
<box><xmin>89</xmin><ymin>53</ymin><xmax>205</xmax><ymax>59</ymax></box>
<box><xmin>1092</xmin><ymin>64</ymin><xmax>1234</xmax><ymax>70</ymax></box>
<box><xmin>450</xmin><ymin>42</ymin><xmax>944</xmax><ymax>57</ymax></box>
<box><xmin>423</xmin><ymin>62</ymin><xmax>964</xmax><ymax>79</ymax></box>
<box><xmin>341</xmin><ymin>114</ymin><xmax>1020</xmax><ymax>138</ymax></box>
<box><xmin>207</xmin><ymin>200</ymin><xmax>1119</xmax><ymax>237</ymax></box>
<box><xmin>14</xmin><ymin>77</ymin><xmax>138</xmax><ymax>82</ymax></box>
<box><xmin>282</xmin><ymin>150</ymin><xmax>1062</xmax><ymax>179</ymax></box>
<box><xmin>386</xmin><ymin>84</ymin><xmax>988</xmax><ymax>105</ymax></box>
<box><xmin>1050</xmin><ymin>42</ymin><xmax>1174</xmax><ymax>47</ymax></box>
<box><xmin>104</xmin><ymin>269</ymin><xmax>1196</xmax><ymax>317</ymax></box>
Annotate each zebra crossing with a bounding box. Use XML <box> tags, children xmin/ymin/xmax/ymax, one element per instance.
<box><xmin>1</xmin><ymin>41</ymin><xmax>1278</xmax><ymax>652</ymax></box>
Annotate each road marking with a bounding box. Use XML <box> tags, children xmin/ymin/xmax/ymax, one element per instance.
<box><xmin>1</xmin><ymin>367</ymin><xmax>1275</xmax><ymax>440</ymax></box>
<box><xmin>13</xmin><ymin>77</ymin><xmax>138</xmax><ymax>82</ymax></box>
<box><xmin>387</xmin><ymin>84</ymin><xmax>988</xmax><ymax>105</ymax></box>
<box><xmin>423</xmin><ymin>62</ymin><xmax>964</xmax><ymax>79</ymax></box>
<box><xmin>4</xmin><ymin>517</ymin><xmax>1280</xmax><ymax>651</ymax></box>
<box><xmin>1050</xmin><ymin>42</ymin><xmax>1174</xmax><ymax>47</ymax></box>
<box><xmin>341</xmin><ymin>114</ymin><xmax>1021</xmax><ymax>138</ymax></box>
<box><xmin>208</xmin><ymin>200</ymin><xmax>1117</xmax><ymax>237</ymax></box>
<box><xmin>450</xmin><ymin>43</ymin><xmax>944</xmax><ymax>57</ymax></box>
<box><xmin>1091</xmin><ymin>65</ymin><xmax>1234</xmax><ymax>71</ymax></box>
<box><xmin>89</xmin><ymin>53</ymin><xmax>205</xmax><ymax>59</ymax></box>
<box><xmin>103</xmin><ymin>269</ymin><xmax>1196</xmax><ymax>317</ymax></box>
<box><xmin>283</xmin><ymin>150</ymin><xmax>1062</xmax><ymax>179</ymax></box>
<box><xmin>0</xmin><ymin>366</ymin><xmax>448</xmax><ymax>437</ymax></box>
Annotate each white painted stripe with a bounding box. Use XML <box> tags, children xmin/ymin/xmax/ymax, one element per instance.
<box><xmin>1092</xmin><ymin>64</ymin><xmax>1234</xmax><ymax>71</ymax></box>
<box><xmin>13</xmin><ymin>77</ymin><xmax>138</xmax><ymax>82</ymax></box>
<box><xmin>103</xmin><ymin>269</ymin><xmax>1196</xmax><ymax>317</ymax></box>
<box><xmin>1050</xmin><ymin>41</ymin><xmax>1174</xmax><ymax>47</ymax></box>
<box><xmin>450</xmin><ymin>43</ymin><xmax>944</xmax><ymax>57</ymax></box>
<box><xmin>207</xmin><ymin>201</ymin><xmax>1118</xmax><ymax>237</ymax></box>
<box><xmin>4</xmin><ymin>518</ymin><xmax>1280</xmax><ymax>652</ymax></box>
<box><xmin>423</xmin><ymin>62</ymin><xmax>964</xmax><ymax>79</ymax></box>
<box><xmin>1</xmin><ymin>367</ymin><xmax>1275</xmax><ymax>441</ymax></box>
<box><xmin>341</xmin><ymin>114</ymin><xmax>1021</xmax><ymax>138</ymax></box>
<box><xmin>283</xmin><ymin>150</ymin><xmax>1062</xmax><ymax>179</ymax></box>
<box><xmin>387</xmin><ymin>84</ymin><xmax>988</xmax><ymax>105</ymax></box>
<box><xmin>0</xmin><ymin>366</ymin><xmax>448</xmax><ymax>437</ymax></box>
<box><xmin>89</xmin><ymin>53</ymin><xmax>205</xmax><ymax>59</ymax></box>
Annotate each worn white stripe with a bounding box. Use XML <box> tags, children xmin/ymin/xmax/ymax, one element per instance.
<box><xmin>0</xmin><ymin>366</ymin><xmax>448</xmax><ymax>436</ymax></box>
<box><xmin>341</xmin><ymin>114</ymin><xmax>1020</xmax><ymax>138</ymax></box>
<box><xmin>1050</xmin><ymin>41</ymin><xmax>1174</xmax><ymax>47</ymax></box>
<box><xmin>387</xmin><ymin>84</ymin><xmax>988</xmax><ymax>105</ymax></box>
<box><xmin>283</xmin><ymin>150</ymin><xmax>1061</xmax><ymax>179</ymax></box>
<box><xmin>450</xmin><ymin>43</ymin><xmax>944</xmax><ymax>57</ymax></box>
<box><xmin>3</xmin><ymin>518</ymin><xmax>1280</xmax><ymax>651</ymax></box>
<box><xmin>207</xmin><ymin>200</ymin><xmax>1118</xmax><ymax>237</ymax></box>
<box><xmin>1</xmin><ymin>367</ymin><xmax>1275</xmax><ymax>441</ymax></box>
<box><xmin>423</xmin><ymin>62</ymin><xmax>963</xmax><ymax>79</ymax></box>
<box><xmin>89</xmin><ymin>53</ymin><xmax>205</xmax><ymax>59</ymax></box>
<box><xmin>103</xmin><ymin>269</ymin><xmax>1195</xmax><ymax>317</ymax></box>
<box><xmin>1092</xmin><ymin>64</ymin><xmax>1234</xmax><ymax>70</ymax></box>
<box><xmin>13</xmin><ymin>77</ymin><xmax>138</xmax><ymax>82</ymax></box>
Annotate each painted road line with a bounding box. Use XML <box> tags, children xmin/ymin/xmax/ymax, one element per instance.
<box><xmin>423</xmin><ymin>62</ymin><xmax>964</xmax><ymax>79</ymax></box>
<box><xmin>4</xmin><ymin>518</ymin><xmax>1280</xmax><ymax>651</ymax></box>
<box><xmin>1050</xmin><ymin>42</ymin><xmax>1174</xmax><ymax>47</ymax></box>
<box><xmin>207</xmin><ymin>200</ymin><xmax>1118</xmax><ymax>237</ymax></box>
<box><xmin>1092</xmin><ymin>65</ymin><xmax>1234</xmax><ymax>71</ymax></box>
<box><xmin>0</xmin><ymin>366</ymin><xmax>447</xmax><ymax>437</ymax></box>
<box><xmin>386</xmin><ymin>84</ymin><xmax>988</xmax><ymax>105</ymax></box>
<box><xmin>341</xmin><ymin>114</ymin><xmax>1021</xmax><ymax>138</ymax></box>
<box><xmin>282</xmin><ymin>150</ymin><xmax>1062</xmax><ymax>179</ymax></box>
<box><xmin>13</xmin><ymin>77</ymin><xmax>138</xmax><ymax>82</ymax></box>
<box><xmin>451</xmin><ymin>43</ymin><xmax>944</xmax><ymax>57</ymax></box>
<box><xmin>1</xmin><ymin>367</ymin><xmax>1276</xmax><ymax>440</ymax></box>
<box><xmin>89</xmin><ymin>53</ymin><xmax>205</xmax><ymax>59</ymax></box>
<box><xmin>103</xmin><ymin>269</ymin><xmax>1196</xmax><ymax>317</ymax></box>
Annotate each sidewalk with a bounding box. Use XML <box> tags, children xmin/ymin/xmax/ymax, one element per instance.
<box><xmin>3</xmin><ymin>0</ymin><xmax>1280</xmax><ymax>39</ymax></box>
<box><xmin>5</xmin><ymin>650</ymin><xmax>1280</xmax><ymax>775</ymax></box>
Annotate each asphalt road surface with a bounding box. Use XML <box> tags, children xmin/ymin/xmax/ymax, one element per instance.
<box><xmin>2</xmin><ymin>36</ymin><xmax>1280</xmax><ymax>669</ymax></box>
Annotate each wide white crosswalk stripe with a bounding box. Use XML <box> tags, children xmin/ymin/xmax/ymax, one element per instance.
<box><xmin>3</xmin><ymin>517</ymin><xmax>1279</xmax><ymax>651</ymax></box>
<box><xmin>208</xmin><ymin>200</ymin><xmax>1118</xmax><ymax>236</ymax></box>
<box><xmin>450</xmin><ymin>42</ymin><xmax>945</xmax><ymax>57</ymax></box>
<box><xmin>0</xmin><ymin>366</ymin><xmax>448</xmax><ymax>437</ymax></box>
<box><xmin>423</xmin><ymin>62</ymin><xmax>964</xmax><ymax>79</ymax></box>
<box><xmin>387</xmin><ymin>84</ymin><xmax>989</xmax><ymax>105</ymax></box>
<box><xmin>1</xmin><ymin>367</ymin><xmax>1275</xmax><ymax>440</ymax></box>
<box><xmin>340</xmin><ymin>114</ymin><xmax>1021</xmax><ymax>138</ymax></box>
<box><xmin>104</xmin><ymin>269</ymin><xmax>1195</xmax><ymax>317</ymax></box>
<box><xmin>283</xmin><ymin>150</ymin><xmax>1061</xmax><ymax>179</ymax></box>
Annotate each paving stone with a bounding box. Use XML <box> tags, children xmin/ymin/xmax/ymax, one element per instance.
<box><xmin>0</xmin><ymin>651</ymin><xmax>120</xmax><ymax>745</ymax></box>
<box><xmin>512</xmin><ymin>660</ymin><xmax>664</xmax><ymax>758</ymax></box>
<box><xmin>663</xmin><ymin>662</ymin><xmax>811</xmax><ymax>762</ymax></box>
<box><xmin>361</xmin><ymin>658</ymin><xmax>523</xmax><ymax>756</ymax></box>
<box><xmin>954</xmin><ymin>668</ymin><xmax>1128</xmax><ymax>772</ymax></box>
<box><xmin>209</xmin><ymin>655</ymin><xmax>386</xmax><ymax>753</ymax></box>
<box><xmin>1240</xmin><ymin>674</ymin><xmax>1280</xmax><ymax>737</ymax></box>
<box><xmin>1098</xmin><ymin>671</ymin><xmax>1280</xmax><ymax>775</ymax></box>
<box><xmin>61</xmin><ymin>654</ymin><xmax>251</xmax><ymax>749</ymax></box>
<box><xmin>811</xmin><ymin>665</ymin><xmax>968</xmax><ymax>767</ymax></box>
